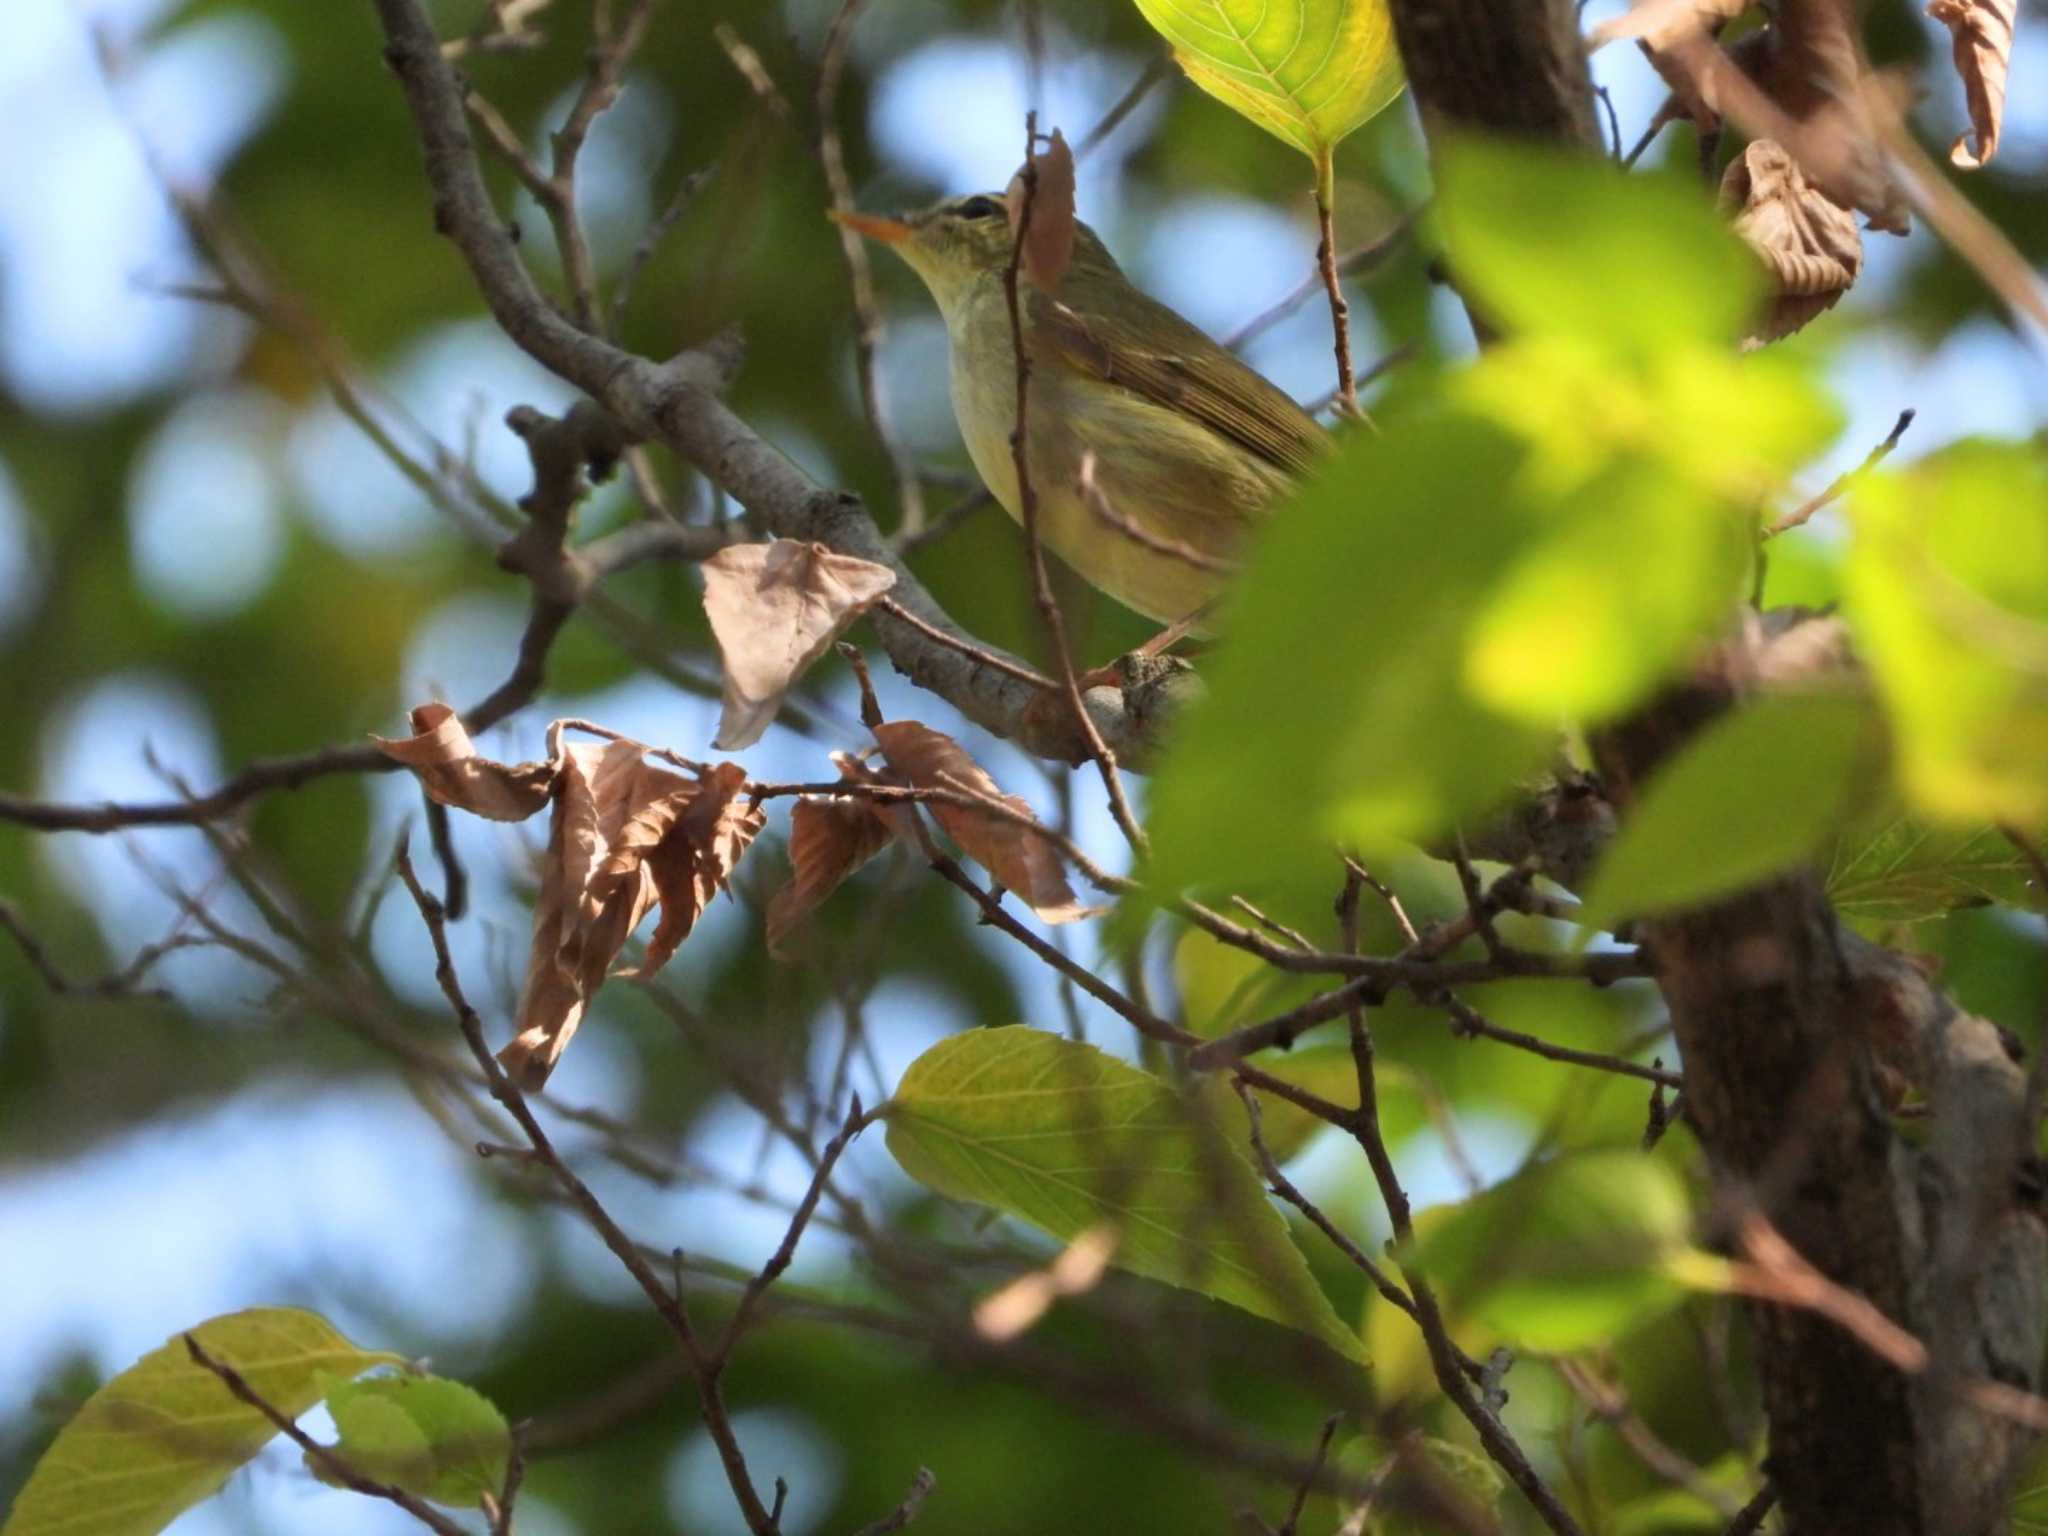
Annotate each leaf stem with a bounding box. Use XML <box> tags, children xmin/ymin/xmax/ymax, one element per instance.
<box><xmin>1311</xmin><ymin>151</ymin><xmax>1357</xmax><ymax>417</ymax></box>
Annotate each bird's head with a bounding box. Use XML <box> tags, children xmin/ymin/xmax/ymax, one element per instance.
<box><xmin>832</xmin><ymin>191</ymin><xmax>1111</xmax><ymax>315</ymax></box>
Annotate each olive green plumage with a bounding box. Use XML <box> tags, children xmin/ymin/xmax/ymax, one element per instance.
<box><xmin>856</xmin><ymin>193</ymin><xmax>1324</xmax><ymax>625</ymax></box>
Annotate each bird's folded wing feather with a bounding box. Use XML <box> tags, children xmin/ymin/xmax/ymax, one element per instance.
<box><xmin>1034</xmin><ymin>289</ymin><xmax>1327</xmax><ymax>480</ymax></box>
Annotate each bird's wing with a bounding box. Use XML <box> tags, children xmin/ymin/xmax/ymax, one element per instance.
<box><xmin>1032</xmin><ymin>288</ymin><xmax>1327</xmax><ymax>480</ymax></box>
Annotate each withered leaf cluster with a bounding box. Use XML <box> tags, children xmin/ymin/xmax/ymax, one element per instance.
<box><xmin>377</xmin><ymin>708</ymin><xmax>764</xmax><ymax>1089</ymax></box>
<box><xmin>377</xmin><ymin>542</ymin><xmax>1098</xmax><ymax>1083</ymax></box>
<box><xmin>1594</xmin><ymin>0</ymin><xmax>2019</xmax><ymax>343</ymax></box>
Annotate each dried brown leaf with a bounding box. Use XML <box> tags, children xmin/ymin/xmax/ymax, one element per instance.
<box><xmin>702</xmin><ymin>540</ymin><xmax>896</xmax><ymax>751</ymax></box>
<box><xmin>765</xmin><ymin>753</ymin><xmax>899</xmax><ymax>959</ymax></box>
<box><xmin>1006</xmin><ymin>128</ymin><xmax>1076</xmax><ymax>293</ymax></box>
<box><xmin>871</xmin><ymin>720</ymin><xmax>1094</xmax><ymax>923</ymax></box>
<box><xmin>502</xmin><ymin>738</ymin><xmax>661</xmax><ymax>1089</ymax></box>
<box><xmin>500</xmin><ymin>738</ymin><xmax>763</xmax><ymax>1089</ymax></box>
<box><xmin>1927</xmin><ymin>0</ymin><xmax>2016</xmax><ymax>169</ymax></box>
<box><xmin>372</xmin><ymin>702</ymin><xmax>555</xmax><ymax>822</ymax></box>
<box><xmin>1720</xmin><ymin>139</ymin><xmax>1864</xmax><ymax>343</ymax></box>
<box><xmin>631</xmin><ymin>761</ymin><xmax>766</xmax><ymax>975</ymax></box>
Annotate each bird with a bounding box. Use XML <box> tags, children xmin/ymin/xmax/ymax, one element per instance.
<box><xmin>834</xmin><ymin>193</ymin><xmax>1325</xmax><ymax>629</ymax></box>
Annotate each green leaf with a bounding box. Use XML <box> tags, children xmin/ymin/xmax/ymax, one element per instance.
<box><xmin>1403</xmin><ymin>1151</ymin><xmax>1697</xmax><ymax>1352</ymax></box>
<box><xmin>311</xmin><ymin>1374</ymin><xmax>511</xmax><ymax>1508</ymax></box>
<box><xmin>1461</xmin><ymin>458</ymin><xmax>1746</xmax><ymax>721</ymax></box>
<box><xmin>1846</xmin><ymin>442</ymin><xmax>2048</xmax><ymax>826</ymax></box>
<box><xmin>1130</xmin><ymin>0</ymin><xmax>1404</xmax><ymax>164</ymax></box>
<box><xmin>1435</xmin><ymin>138</ymin><xmax>1760</xmax><ymax>352</ymax></box>
<box><xmin>1</xmin><ymin>1307</ymin><xmax>404</xmax><ymax>1536</ymax></box>
<box><xmin>1145</xmin><ymin>410</ymin><xmax>1553</xmax><ymax>905</ymax></box>
<box><xmin>1581</xmin><ymin>691</ymin><xmax>1882</xmax><ymax>929</ymax></box>
<box><xmin>1826</xmin><ymin>817</ymin><xmax>2046</xmax><ymax>925</ymax></box>
<box><xmin>885</xmin><ymin>1025</ymin><xmax>1367</xmax><ymax>1363</ymax></box>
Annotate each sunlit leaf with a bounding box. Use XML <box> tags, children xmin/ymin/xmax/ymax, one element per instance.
<box><xmin>1</xmin><ymin>1308</ymin><xmax>403</xmax><ymax>1536</ymax></box>
<box><xmin>1846</xmin><ymin>443</ymin><xmax>2048</xmax><ymax>826</ymax></box>
<box><xmin>1435</xmin><ymin>138</ymin><xmax>1761</xmax><ymax>352</ymax></box>
<box><xmin>311</xmin><ymin>1373</ymin><xmax>511</xmax><ymax>1508</ymax></box>
<box><xmin>1582</xmin><ymin>691</ymin><xmax>1882</xmax><ymax>929</ymax></box>
<box><xmin>1462</xmin><ymin>459</ymin><xmax>1745</xmax><ymax>722</ymax></box>
<box><xmin>1402</xmin><ymin>1151</ymin><xmax>1699</xmax><ymax>1351</ymax></box>
<box><xmin>886</xmin><ymin>1025</ymin><xmax>1367</xmax><ymax>1363</ymax></box>
<box><xmin>1145</xmin><ymin>411</ymin><xmax>1553</xmax><ymax>904</ymax></box>
<box><xmin>1130</xmin><ymin>0</ymin><xmax>1404</xmax><ymax>168</ymax></box>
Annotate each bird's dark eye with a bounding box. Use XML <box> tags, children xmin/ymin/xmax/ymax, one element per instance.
<box><xmin>954</xmin><ymin>195</ymin><xmax>1005</xmax><ymax>220</ymax></box>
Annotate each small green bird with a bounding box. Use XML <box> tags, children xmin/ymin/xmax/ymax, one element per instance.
<box><xmin>836</xmin><ymin>194</ymin><xmax>1325</xmax><ymax>627</ymax></box>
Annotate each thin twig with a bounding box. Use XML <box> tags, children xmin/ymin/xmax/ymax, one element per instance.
<box><xmin>393</xmin><ymin>842</ymin><xmax>782</xmax><ymax>1535</ymax></box>
<box><xmin>1002</xmin><ymin>117</ymin><xmax>1150</xmax><ymax>856</ymax></box>
<box><xmin>811</xmin><ymin>0</ymin><xmax>927</xmax><ymax>536</ymax></box>
<box><xmin>1074</xmin><ymin>52</ymin><xmax>1174</xmax><ymax>159</ymax></box>
<box><xmin>1723</xmin><ymin>1484</ymin><xmax>1778</xmax><ymax>1536</ymax></box>
<box><xmin>1225</xmin><ymin>218</ymin><xmax>1414</xmax><ymax>353</ymax></box>
<box><xmin>1311</xmin><ymin>169</ymin><xmax>1356</xmax><ymax>415</ymax></box>
<box><xmin>1234</xmin><ymin>1081</ymin><xmax>1423</xmax><ymax>1325</ymax></box>
<box><xmin>1764</xmin><ymin>408</ymin><xmax>1914</xmax><ymax>538</ymax></box>
<box><xmin>852</xmin><ymin>1467</ymin><xmax>939</xmax><ymax>1536</ymax></box>
<box><xmin>0</xmin><ymin>899</ymin><xmax>195</xmax><ymax>1000</ymax></box>
<box><xmin>182</xmin><ymin>1335</ymin><xmax>469</xmax><ymax>1536</ymax></box>
<box><xmin>1080</xmin><ymin>449</ymin><xmax>1236</xmax><ymax>573</ymax></box>
<box><xmin>1443</xmin><ymin>996</ymin><xmax>1682</xmax><ymax>1089</ymax></box>
<box><xmin>929</xmin><ymin>855</ymin><xmax>1191</xmax><ymax>1048</ymax></box>
<box><xmin>1277</xmin><ymin>1414</ymin><xmax>1343</xmax><ymax>1536</ymax></box>
<box><xmin>874</xmin><ymin>595</ymin><xmax>1060</xmax><ymax>690</ymax></box>
<box><xmin>716</xmin><ymin>1096</ymin><xmax>875</xmax><ymax>1358</ymax></box>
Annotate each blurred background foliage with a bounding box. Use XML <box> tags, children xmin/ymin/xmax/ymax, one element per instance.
<box><xmin>1</xmin><ymin>0</ymin><xmax>2045</xmax><ymax>1531</ymax></box>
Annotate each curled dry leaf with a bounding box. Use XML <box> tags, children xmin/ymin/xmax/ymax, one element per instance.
<box><xmin>1720</xmin><ymin>139</ymin><xmax>1863</xmax><ymax>344</ymax></box>
<box><xmin>371</xmin><ymin>702</ymin><xmax>554</xmax><ymax>821</ymax></box>
<box><xmin>1005</xmin><ymin>127</ymin><xmax>1076</xmax><ymax>293</ymax></box>
<box><xmin>628</xmin><ymin>761</ymin><xmax>766</xmax><ymax>976</ymax></box>
<box><xmin>1926</xmin><ymin>0</ymin><xmax>2015</xmax><ymax>169</ymax></box>
<box><xmin>502</xmin><ymin>737</ymin><xmax>763</xmax><ymax>1090</ymax></box>
<box><xmin>1595</xmin><ymin>0</ymin><xmax>1912</xmax><ymax>235</ymax></box>
<box><xmin>871</xmin><ymin>719</ymin><xmax>1097</xmax><ymax>924</ymax></box>
<box><xmin>764</xmin><ymin>753</ymin><xmax>900</xmax><ymax>959</ymax></box>
<box><xmin>702</xmin><ymin>539</ymin><xmax>896</xmax><ymax>751</ymax></box>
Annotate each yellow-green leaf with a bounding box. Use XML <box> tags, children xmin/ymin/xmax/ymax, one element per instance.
<box><xmin>1581</xmin><ymin>691</ymin><xmax>1883</xmax><ymax>930</ymax></box>
<box><xmin>886</xmin><ymin>1025</ymin><xmax>1367</xmax><ymax>1363</ymax></box>
<box><xmin>2</xmin><ymin>1307</ymin><xmax>404</xmax><ymax>1536</ymax></box>
<box><xmin>1846</xmin><ymin>442</ymin><xmax>2048</xmax><ymax>826</ymax></box>
<box><xmin>1435</xmin><ymin>138</ymin><xmax>1761</xmax><ymax>354</ymax></box>
<box><xmin>1131</xmin><ymin>0</ymin><xmax>1404</xmax><ymax>163</ymax></box>
<box><xmin>312</xmin><ymin>1373</ymin><xmax>511</xmax><ymax>1508</ymax></box>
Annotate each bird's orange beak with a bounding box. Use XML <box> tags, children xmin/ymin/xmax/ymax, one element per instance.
<box><xmin>828</xmin><ymin>208</ymin><xmax>913</xmax><ymax>246</ymax></box>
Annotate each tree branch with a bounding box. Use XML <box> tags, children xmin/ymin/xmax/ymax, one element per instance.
<box><xmin>369</xmin><ymin>0</ymin><xmax>1172</xmax><ymax>768</ymax></box>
